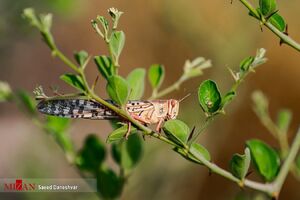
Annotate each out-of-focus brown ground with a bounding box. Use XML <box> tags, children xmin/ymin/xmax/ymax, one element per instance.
<box><xmin>1</xmin><ymin>0</ymin><xmax>300</xmax><ymax>199</ymax></box>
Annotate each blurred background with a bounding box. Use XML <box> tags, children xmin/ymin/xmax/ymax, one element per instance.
<box><xmin>1</xmin><ymin>0</ymin><xmax>300</xmax><ymax>199</ymax></box>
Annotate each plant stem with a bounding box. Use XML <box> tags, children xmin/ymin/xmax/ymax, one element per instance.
<box><xmin>272</xmin><ymin>127</ymin><xmax>300</xmax><ymax>197</ymax></box>
<box><xmin>149</xmin><ymin>76</ymin><xmax>185</xmax><ymax>100</ymax></box>
<box><xmin>238</xmin><ymin>0</ymin><xmax>300</xmax><ymax>52</ymax></box>
<box><xmin>53</xmin><ymin>49</ymin><xmax>81</xmax><ymax>74</ymax></box>
<box><xmin>189</xmin><ymin>116</ymin><xmax>214</xmax><ymax>145</ymax></box>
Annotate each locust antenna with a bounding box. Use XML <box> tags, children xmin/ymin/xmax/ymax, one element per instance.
<box><xmin>178</xmin><ymin>93</ymin><xmax>191</xmax><ymax>103</ymax></box>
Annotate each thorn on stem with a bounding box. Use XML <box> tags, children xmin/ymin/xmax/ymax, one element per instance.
<box><xmin>208</xmin><ymin>169</ymin><xmax>212</xmax><ymax>176</ymax></box>
<box><xmin>91</xmin><ymin>75</ymin><xmax>99</xmax><ymax>91</ymax></box>
<box><xmin>284</xmin><ymin>24</ymin><xmax>289</xmax><ymax>36</ymax></box>
<box><xmin>188</xmin><ymin>126</ymin><xmax>196</xmax><ymax>142</ymax></box>
<box><xmin>260</xmin><ymin>24</ymin><xmax>263</xmax><ymax>32</ymax></box>
<box><xmin>245</xmin><ymin>170</ymin><xmax>253</xmax><ymax>178</ymax></box>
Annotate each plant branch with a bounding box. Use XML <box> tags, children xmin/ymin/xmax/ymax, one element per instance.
<box><xmin>238</xmin><ymin>0</ymin><xmax>300</xmax><ymax>52</ymax></box>
<box><xmin>149</xmin><ymin>76</ymin><xmax>185</xmax><ymax>100</ymax></box>
<box><xmin>272</xmin><ymin>127</ymin><xmax>300</xmax><ymax>197</ymax></box>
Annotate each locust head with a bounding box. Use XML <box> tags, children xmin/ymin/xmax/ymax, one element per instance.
<box><xmin>166</xmin><ymin>93</ymin><xmax>190</xmax><ymax>120</ymax></box>
<box><xmin>167</xmin><ymin>99</ymin><xmax>179</xmax><ymax>120</ymax></box>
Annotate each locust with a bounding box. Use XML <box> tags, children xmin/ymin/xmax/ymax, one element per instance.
<box><xmin>37</xmin><ymin>97</ymin><xmax>182</xmax><ymax>138</ymax></box>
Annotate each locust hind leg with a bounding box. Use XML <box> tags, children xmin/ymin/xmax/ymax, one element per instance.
<box><xmin>128</xmin><ymin>113</ymin><xmax>152</xmax><ymax>140</ymax></box>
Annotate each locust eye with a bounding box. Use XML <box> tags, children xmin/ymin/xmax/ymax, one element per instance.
<box><xmin>171</xmin><ymin>99</ymin><xmax>176</xmax><ymax>107</ymax></box>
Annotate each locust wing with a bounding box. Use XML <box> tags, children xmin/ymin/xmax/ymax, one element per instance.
<box><xmin>37</xmin><ymin>99</ymin><xmax>119</xmax><ymax>120</ymax></box>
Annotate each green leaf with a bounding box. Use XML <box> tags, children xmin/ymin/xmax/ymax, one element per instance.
<box><xmin>107</xmin><ymin>125</ymin><xmax>137</xmax><ymax>143</ymax></box>
<box><xmin>0</xmin><ymin>81</ymin><xmax>12</xmax><ymax>102</ymax></box>
<box><xmin>23</xmin><ymin>8</ymin><xmax>41</xmax><ymax>29</ymax></box>
<box><xmin>163</xmin><ymin>119</ymin><xmax>190</xmax><ymax>146</ymax></box>
<box><xmin>259</xmin><ymin>0</ymin><xmax>277</xmax><ymax>16</ymax></box>
<box><xmin>76</xmin><ymin>134</ymin><xmax>106</xmax><ymax>172</ymax></box>
<box><xmin>240</xmin><ymin>56</ymin><xmax>254</xmax><ymax>72</ymax></box>
<box><xmin>183</xmin><ymin>57</ymin><xmax>212</xmax><ymax>78</ymax></box>
<box><xmin>16</xmin><ymin>90</ymin><xmax>36</xmax><ymax>116</ymax></box>
<box><xmin>229</xmin><ymin>148</ymin><xmax>251</xmax><ymax>180</ymax></box>
<box><xmin>296</xmin><ymin>154</ymin><xmax>300</xmax><ymax>172</ymax></box>
<box><xmin>252</xmin><ymin>90</ymin><xmax>268</xmax><ymax>116</ymax></box>
<box><xmin>106</xmin><ymin>75</ymin><xmax>130</xmax><ymax>106</ymax></box>
<box><xmin>127</xmin><ymin>68</ymin><xmax>146</xmax><ymax>100</ymax></box>
<box><xmin>109</xmin><ymin>31</ymin><xmax>125</xmax><ymax>65</ymax></box>
<box><xmin>74</xmin><ymin>50</ymin><xmax>88</xmax><ymax>67</ymax></box>
<box><xmin>46</xmin><ymin>116</ymin><xmax>70</xmax><ymax>133</ymax></box>
<box><xmin>97</xmin><ymin>16</ymin><xmax>109</xmax><ymax>33</ymax></box>
<box><xmin>198</xmin><ymin>80</ymin><xmax>222</xmax><ymax>113</ymax></box>
<box><xmin>189</xmin><ymin>143</ymin><xmax>211</xmax><ymax>163</ymax></box>
<box><xmin>94</xmin><ymin>55</ymin><xmax>115</xmax><ymax>79</ymax></box>
<box><xmin>97</xmin><ymin>166</ymin><xmax>123</xmax><ymax>199</ymax></box>
<box><xmin>174</xmin><ymin>143</ymin><xmax>210</xmax><ymax>165</ymax></box>
<box><xmin>246</xmin><ymin>139</ymin><xmax>280</xmax><ymax>182</ymax></box>
<box><xmin>222</xmin><ymin>91</ymin><xmax>236</xmax><ymax>107</ymax></box>
<box><xmin>112</xmin><ymin>133</ymin><xmax>143</xmax><ymax>170</ymax></box>
<box><xmin>60</xmin><ymin>73</ymin><xmax>85</xmax><ymax>92</ymax></box>
<box><xmin>269</xmin><ymin>13</ymin><xmax>286</xmax><ymax>32</ymax></box>
<box><xmin>248</xmin><ymin>8</ymin><xmax>263</xmax><ymax>20</ymax></box>
<box><xmin>45</xmin><ymin>116</ymin><xmax>73</xmax><ymax>155</ymax></box>
<box><xmin>148</xmin><ymin>64</ymin><xmax>165</xmax><ymax>90</ymax></box>
<box><xmin>277</xmin><ymin>109</ymin><xmax>292</xmax><ymax>134</ymax></box>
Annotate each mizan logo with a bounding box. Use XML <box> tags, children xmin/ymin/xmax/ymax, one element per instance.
<box><xmin>3</xmin><ymin>179</ymin><xmax>36</xmax><ymax>191</ymax></box>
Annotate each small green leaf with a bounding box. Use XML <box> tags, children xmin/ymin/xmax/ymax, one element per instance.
<box><xmin>248</xmin><ymin>8</ymin><xmax>263</xmax><ymax>20</ymax></box>
<box><xmin>296</xmin><ymin>155</ymin><xmax>300</xmax><ymax>172</ymax></box>
<box><xmin>23</xmin><ymin>8</ymin><xmax>41</xmax><ymax>29</ymax></box>
<box><xmin>259</xmin><ymin>0</ymin><xmax>277</xmax><ymax>16</ymax></box>
<box><xmin>60</xmin><ymin>73</ymin><xmax>85</xmax><ymax>92</ymax></box>
<box><xmin>112</xmin><ymin>133</ymin><xmax>143</xmax><ymax>170</ymax></box>
<box><xmin>109</xmin><ymin>31</ymin><xmax>125</xmax><ymax>66</ymax></box>
<box><xmin>277</xmin><ymin>109</ymin><xmax>292</xmax><ymax>134</ymax></box>
<box><xmin>198</xmin><ymin>80</ymin><xmax>222</xmax><ymax>113</ymax></box>
<box><xmin>174</xmin><ymin>143</ymin><xmax>210</xmax><ymax>165</ymax></box>
<box><xmin>240</xmin><ymin>56</ymin><xmax>254</xmax><ymax>72</ymax></box>
<box><xmin>269</xmin><ymin>13</ymin><xmax>286</xmax><ymax>32</ymax></box>
<box><xmin>230</xmin><ymin>148</ymin><xmax>251</xmax><ymax>180</ymax></box>
<box><xmin>45</xmin><ymin>116</ymin><xmax>72</xmax><ymax>155</ymax></box>
<box><xmin>0</xmin><ymin>81</ymin><xmax>12</xmax><ymax>102</ymax></box>
<box><xmin>252</xmin><ymin>90</ymin><xmax>268</xmax><ymax>116</ymax></box>
<box><xmin>40</xmin><ymin>13</ymin><xmax>53</xmax><ymax>31</ymax></box>
<box><xmin>189</xmin><ymin>143</ymin><xmax>211</xmax><ymax>163</ymax></box>
<box><xmin>246</xmin><ymin>139</ymin><xmax>280</xmax><ymax>182</ymax></box>
<box><xmin>222</xmin><ymin>91</ymin><xmax>236</xmax><ymax>107</ymax></box>
<box><xmin>127</xmin><ymin>68</ymin><xmax>146</xmax><ymax>100</ymax></box>
<box><xmin>46</xmin><ymin>116</ymin><xmax>70</xmax><ymax>133</ymax></box>
<box><xmin>97</xmin><ymin>16</ymin><xmax>109</xmax><ymax>33</ymax></box>
<box><xmin>148</xmin><ymin>64</ymin><xmax>165</xmax><ymax>90</ymax></box>
<box><xmin>74</xmin><ymin>50</ymin><xmax>88</xmax><ymax>67</ymax></box>
<box><xmin>94</xmin><ymin>55</ymin><xmax>115</xmax><ymax>79</ymax></box>
<box><xmin>107</xmin><ymin>125</ymin><xmax>137</xmax><ymax>143</ymax></box>
<box><xmin>97</xmin><ymin>166</ymin><xmax>124</xmax><ymax>199</ymax></box>
<box><xmin>163</xmin><ymin>119</ymin><xmax>190</xmax><ymax>146</ymax></box>
<box><xmin>183</xmin><ymin>57</ymin><xmax>212</xmax><ymax>78</ymax></box>
<box><xmin>76</xmin><ymin>134</ymin><xmax>106</xmax><ymax>172</ymax></box>
<box><xmin>106</xmin><ymin>75</ymin><xmax>130</xmax><ymax>106</ymax></box>
<box><xmin>16</xmin><ymin>90</ymin><xmax>36</xmax><ymax>116</ymax></box>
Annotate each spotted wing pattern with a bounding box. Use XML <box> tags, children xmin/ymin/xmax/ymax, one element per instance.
<box><xmin>37</xmin><ymin>99</ymin><xmax>119</xmax><ymax>120</ymax></box>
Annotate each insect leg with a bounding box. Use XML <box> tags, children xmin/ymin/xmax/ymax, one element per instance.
<box><xmin>130</xmin><ymin>113</ymin><xmax>150</xmax><ymax>124</ymax></box>
<box><xmin>124</xmin><ymin>121</ymin><xmax>131</xmax><ymax>140</ymax></box>
<box><xmin>155</xmin><ymin>118</ymin><xmax>164</xmax><ymax>133</ymax></box>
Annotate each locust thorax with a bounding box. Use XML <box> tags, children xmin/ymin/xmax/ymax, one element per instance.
<box><xmin>167</xmin><ymin>99</ymin><xmax>179</xmax><ymax>120</ymax></box>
